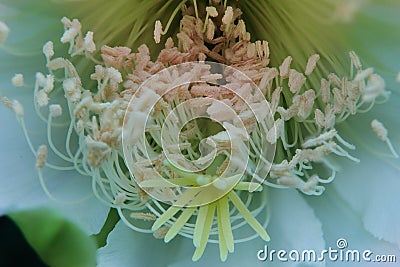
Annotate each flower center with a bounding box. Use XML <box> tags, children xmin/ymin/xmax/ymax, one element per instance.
<box><xmin>2</xmin><ymin>0</ymin><xmax>398</xmax><ymax>262</ymax></box>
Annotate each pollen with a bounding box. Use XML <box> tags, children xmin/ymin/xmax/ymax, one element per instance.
<box><xmin>5</xmin><ymin>99</ymin><xmax>24</xmax><ymax>117</ymax></box>
<box><xmin>42</xmin><ymin>41</ymin><xmax>54</xmax><ymax>60</ymax></box>
<box><xmin>205</xmin><ymin>6</ymin><xmax>218</xmax><ymax>17</ymax></box>
<box><xmin>305</xmin><ymin>54</ymin><xmax>320</xmax><ymax>76</ymax></box>
<box><xmin>49</xmin><ymin>104</ymin><xmax>62</xmax><ymax>117</ymax></box>
<box><xmin>11</xmin><ymin>74</ymin><xmax>24</xmax><ymax>87</ymax></box>
<box><xmin>279</xmin><ymin>56</ymin><xmax>292</xmax><ymax>78</ymax></box>
<box><xmin>154</xmin><ymin>20</ymin><xmax>162</xmax><ymax>43</ymax></box>
<box><xmin>36</xmin><ymin>145</ymin><xmax>48</xmax><ymax>169</ymax></box>
<box><xmin>371</xmin><ymin>119</ymin><xmax>399</xmax><ymax>158</ymax></box>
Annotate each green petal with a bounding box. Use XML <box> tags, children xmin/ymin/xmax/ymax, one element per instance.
<box><xmin>0</xmin><ymin>0</ymin><xmax>65</xmax><ymax>56</ymax></box>
<box><xmin>10</xmin><ymin>207</ymin><xmax>97</xmax><ymax>267</ymax></box>
<box><xmin>65</xmin><ymin>0</ymin><xmax>183</xmax><ymax>54</ymax></box>
<box><xmin>346</xmin><ymin>1</ymin><xmax>400</xmax><ymax>72</ymax></box>
<box><xmin>240</xmin><ymin>0</ymin><xmax>350</xmax><ymax>79</ymax></box>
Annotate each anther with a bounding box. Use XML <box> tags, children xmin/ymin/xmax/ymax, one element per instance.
<box><xmin>36</xmin><ymin>145</ymin><xmax>48</xmax><ymax>169</ymax></box>
<box><xmin>206</xmin><ymin>6</ymin><xmax>218</xmax><ymax>17</ymax></box>
<box><xmin>305</xmin><ymin>54</ymin><xmax>320</xmax><ymax>76</ymax></box>
<box><xmin>0</xmin><ymin>21</ymin><xmax>9</xmax><ymax>44</ymax></box>
<box><xmin>11</xmin><ymin>74</ymin><xmax>24</xmax><ymax>87</ymax></box>
<box><xmin>49</xmin><ymin>104</ymin><xmax>62</xmax><ymax>117</ymax></box>
<box><xmin>279</xmin><ymin>56</ymin><xmax>292</xmax><ymax>78</ymax></box>
<box><xmin>43</xmin><ymin>41</ymin><xmax>55</xmax><ymax>60</ymax></box>
<box><xmin>371</xmin><ymin>119</ymin><xmax>399</xmax><ymax>158</ymax></box>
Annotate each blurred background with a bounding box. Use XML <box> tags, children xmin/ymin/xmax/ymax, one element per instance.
<box><xmin>0</xmin><ymin>216</ymin><xmax>47</xmax><ymax>267</ymax></box>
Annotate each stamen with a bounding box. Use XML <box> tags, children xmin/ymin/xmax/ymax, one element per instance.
<box><xmin>153</xmin><ymin>226</ymin><xmax>170</xmax><ymax>239</ymax></box>
<box><xmin>302</xmin><ymin>130</ymin><xmax>337</xmax><ymax>148</ymax></box>
<box><xmin>1</xmin><ymin>96</ymin><xmax>12</xmax><ymax>110</ymax></box>
<box><xmin>349</xmin><ymin>50</ymin><xmax>362</xmax><ymax>72</ymax></box>
<box><xmin>49</xmin><ymin>104</ymin><xmax>62</xmax><ymax>117</ymax></box>
<box><xmin>0</xmin><ymin>21</ymin><xmax>9</xmax><ymax>44</ymax></box>
<box><xmin>288</xmin><ymin>69</ymin><xmax>306</xmax><ymax>93</ymax></box>
<box><xmin>206</xmin><ymin>6</ymin><xmax>218</xmax><ymax>17</ymax></box>
<box><xmin>83</xmin><ymin>31</ymin><xmax>96</xmax><ymax>53</ymax></box>
<box><xmin>11</xmin><ymin>74</ymin><xmax>24</xmax><ymax>87</ymax></box>
<box><xmin>153</xmin><ymin>0</ymin><xmax>187</xmax><ymax>43</ymax></box>
<box><xmin>222</xmin><ymin>6</ymin><xmax>234</xmax><ymax>25</ymax></box>
<box><xmin>279</xmin><ymin>56</ymin><xmax>292</xmax><ymax>78</ymax></box>
<box><xmin>36</xmin><ymin>145</ymin><xmax>48</xmax><ymax>169</ymax></box>
<box><xmin>43</xmin><ymin>41</ymin><xmax>54</xmax><ymax>61</ymax></box>
<box><xmin>305</xmin><ymin>54</ymin><xmax>320</xmax><ymax>76</ymax></box>
<box><xmin>154</xmin><ymin>20</ymin><xmax>162</xmax><ymax>44</ymax></box>
<box><xmin>321</xmin><ymin>78</ymin><xmax>331</xmax><ymax>103</ymax></box>
<box><xmin>114</xmin><ymin>193</ymin><xmax>127</xmax><ymax>206</ymax></box>
<box><xmin>8</xmin><ymin>99</ymin><xmax>24</xmax><ymax>118</ymax></box>
<box><xmin>371</xmin><ymin>119</ymin><xmax>399</xmax><ymax>158</ymax></box>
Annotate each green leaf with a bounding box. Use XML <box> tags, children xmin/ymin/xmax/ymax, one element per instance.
<box><xmin>9</xmin><ymin>208</ymin><xmax>97</xmax><ymax>267</ymax></box>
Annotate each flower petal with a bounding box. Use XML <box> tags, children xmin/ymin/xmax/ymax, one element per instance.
<box><xmin>0</xmin><ymin>106</ymin><xmax>109</xmax><ymax>234</ymax></box>
<box><xmin>266</xmin><ymin>189</ymin><xmax>325</xmax><ymax>267</ymax></box>
<box><xmin>332</xmin><ymin>127</ymin><xmax>400</xmax><ymax>249</ymax></box>
<box><xmin>0</xmin><ymin>51</ymin><xmax>108</xmax><ymax>236</ymax></box>
<box><xmin>307</xmin><ymin>185</ymin><xmax>400</xmax><ymax>266</ymax></box>
<box><xmin>0</xmin><ymin>2</ymin><xmax>64</xmax><ymax>56</ymax></box>
<box><xmin>333</xmin><ymin>81</ymin><xmax>400</xmax><ymax>248</ymax></box>
<box><xmin>0</xmin><ymin>120</ymin><xmax>109</xmax><ymax>235</ymax></box>
<box><xmin>98</xmin><ymin>189</ymin><xmax>325</xmax><ymax>267</ymax></box>
<box><xmin>0</xmin><ymin>85</ymin><xmax>48</xmax><ymax>214</ymax></box>
<box><xmin>98</xmin><ymin>220</ymin><xmax>266</xmax><ymax>267</ymax></box>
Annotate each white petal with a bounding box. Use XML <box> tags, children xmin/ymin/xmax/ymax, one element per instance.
<box><xmin>98</xmin><ymin>220</ymin><xmax>266</xmax><ymax>267</ymax></box>
<box><xmin>266</xmin><ymin>189</ymin><xmax>325</xmax><ymax>267</ymax></box>
<box><xmin>53</xmin><ymin>197</ymin><xmax>109</xmax><ymax>235</ymax></box>
<box><xmin>334</xmin><ymin>89</ymin><xmax>400</xmax><ymax>248</ymax></box>
<box><xmin>306</xmin><ymin>186</ymin><xmax>400</xmax><ymax>266</ymax></box>
<box><xmin>98</xmin><ymin>189</ymin><xmax>325</xmax><ymax>267</ymax></box>
<box><xmin>0</xmin><ymin>111</ymin><xmax>108</xmax><ymax>234</ymax></box>
<box><xmin>0</xmin><ymin>105</ymin><xmax>48</xmax><ymax>212</ymax></box>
